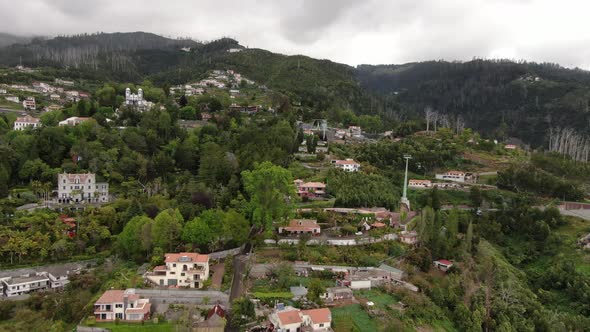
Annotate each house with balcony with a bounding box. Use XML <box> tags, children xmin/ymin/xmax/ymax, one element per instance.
<box><xmin>22</xmin><ymin>97</ymin><xmax>36</xmax><ymax>110</ymax></box>
<box><xmin>94</xmin><ymin>289</ymin><xmax>151</xmax><ymax>322</ymax></box>
<box><xmin>145</xmin><ymin>252</ymin><xmax>210</xmax><ymax>288</ymax></box>
<box><xmin>278</xmin><ymin>219</ymin><xmax>321</xmax><ymax>236</ymax></box>
<box><xmin>2</xmin><ymin>274</ymin><xmax>50</xmax><ymax>297</ymax></box>
<box><xmin>294</xmin><ymin>179</ymin><xmax>326</xmax><ymax>198</ymax></box>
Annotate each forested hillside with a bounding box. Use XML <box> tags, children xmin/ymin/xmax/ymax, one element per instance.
<box><xmin>357</xmin><ymin>60</ymin><xmax>590</xmax><ymax>147</ymax></box>
<box><xmin>3</xmin><ymin>32</ymin><xmax>590</xmax><ymax>148</ymax></box>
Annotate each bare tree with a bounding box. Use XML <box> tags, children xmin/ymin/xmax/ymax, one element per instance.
<box><xmin>425</xmin><ymin>106</ymin><xmax>435</xmax><ymax>132</ymax></box>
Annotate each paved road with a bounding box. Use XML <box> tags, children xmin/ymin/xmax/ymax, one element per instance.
<box><xmin>229</xmin><ymin>255</ymin><xmax>247</xmax><ymax>302</ymax></box>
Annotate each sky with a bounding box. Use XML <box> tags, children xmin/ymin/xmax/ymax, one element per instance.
<box><xmin>1</xmin><ymin>0</ymin><xmax>589</xmax><ymax>68</ymax></box>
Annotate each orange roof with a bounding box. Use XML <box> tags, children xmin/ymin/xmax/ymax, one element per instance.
<box><xmin>283</xmin><ymin>219</ymin><xmax>320</xmax><ymax>232</ymax></box>
<box><xmin>96</xmin><ymin>290</ymin><xmax>124</xmax><ymax>304</ymax></box>
<box><xmin>126</xmin><ymin>303</ymin><xmax>151</xmax><ymax>314</ymax></box>
<box><xmin>277</xmin><ymin>310</ymin><xmax>302</xmax><ymax>325</ymax></box>
<box><xmin>153</xmin><ymin>265</ymin><xmax>166</xmax><ymax>271</ymax></box>
<box><xmin>15</xmin><ymin>115</ymin><xmax>40</xmax><ymax>123</ymax></box>
<box><xmin>95</xmin><ymin>290</ymin><xmax>139</xmax><ymax>304</ymax></box>
<box><xmin>335</xmin><ymin>159</ymin><xmax>359</xmax><ymax>165</ymax></box>
<box><xmin>372</xmin><ymin>222</ymin><xmax>386</xmax><ymax>228</ymax></box>
<box><xmin>302</xmin><ymin>308</ymin><xmax>331</xmax><ymax>324</ymax></box>
<box><xmin>409</xmin><ymin>179</ymin><xmax>431</xmax><ymax>183</ymax></box>
<box><xmin>165</xmin><ymin>252</ymin><xmax>209</xmax><ymax>263</ymax></box>
<box><xmin>445</xmin><ymin>170</ymin><xmax>465</xmax><ymax>175</ymax></box>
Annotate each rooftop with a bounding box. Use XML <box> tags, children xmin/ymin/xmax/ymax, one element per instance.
<box><xmin>165</xmin><ymin>252</ymin><xmax>209</xmax><ymax>263</ymax></box>
<box><xmin>302</xmin><ymin>308</ymin><xmax>331</xmax><ymax>324</ymax></box>
<box><xmin>277</xmin><ymin>309</ymin><xmax>303</xmax><ymax>325</ymax></box>
<box><xmin>95</xmin><ymin>289</ymin><xmax>139</xmax><ymax>304</ymax></box>
<box><xmin>4</xmin><ymin>274</ymin><xmax>48</xmax><ymax>285</ymax></box>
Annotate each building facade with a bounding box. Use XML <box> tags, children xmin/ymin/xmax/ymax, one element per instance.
<box><xmin>13</xmin><ymin>115</ymin><xmax>41</xmax><ymax>130</ymax></box>
<box><xmin>278</xmin><ymin>219</ymin><xmax>321</xmax><ymax>236</ymax></box>
<box><xmin>56</xmin><ymin>173</ymin><xmax>109</xmax><ymax>204</ymax></box>
<box><xmin>146</xmin><ymin>253</ymin><xmax>210</xmax><ymax>288</ymax></box>
<box><xmin>94</xmin><ymin>289</ymin><xmax>151</xmax><ymax>321</ymax></box>
<box><xmin>332</xmin><ymin>159</ymin><xmax>361</xmax><ymax>172</ymax></box>
<box><xmin>125</xmin><ymin>88</ymin><xmax>153</xmax><ymax>111</ymax></box>
<box><xmin>294</xmin><ymin>179</ymin><xmax>326</xmax><ymax>198</ymax></box>
<box><xmin>270</xmin><ymin>307</ymin><xmax>332</xmax><ymax>332</ymax></box>
<box><xmin>22</xmin><ymin>97</ymin><xmax>36</xmax><ymax>110</ymax></box>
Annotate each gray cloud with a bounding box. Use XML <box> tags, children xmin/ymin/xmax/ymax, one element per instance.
<box><xmin>0</xmin><ymin>0</ymin><xmax>588</xmax><ymax>68</ymax></box>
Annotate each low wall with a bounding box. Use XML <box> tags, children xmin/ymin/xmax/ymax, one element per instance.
<box><xmin>208</xmin><ymin>245</ymin><xmax>244</xmax><ymax>260</ymax></box>
<box><xmin>272</xmin><ymin>233</ymin><xmax>398</xmax><ymax>246</ymax></box>
<box><xmin>133</xmin><ymin>289</ymin><xmax>229</xmax><ymax>306</ymax></box>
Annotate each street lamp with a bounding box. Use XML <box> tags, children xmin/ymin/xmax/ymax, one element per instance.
<box><xmin>401</xmin><ymin>155</ymin><xmax>412</xmax><ymax>211</ymax></box>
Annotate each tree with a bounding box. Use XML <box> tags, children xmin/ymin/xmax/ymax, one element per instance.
<box><xmin>230</xmin><ymin>297</ymin><xmax>255</xmax><ymax>327</ymax></box>
<box><xmin>307</xmin><ymin>278</ymin><xmax>326</xmax><ymax>304</ymax></box>
<box><xmin>470</xmin><ymin>186</ymin><xmax>483</xmax><ymax>208</ymax></box>
<box><xmin>182</xmin><ymin>217</ymin><xmax>212</xmax><ymax>250</ymax></box>
<box><xmin>241</xmin><ymin>162</ymin><xmax>295</xmax><ymax>231</ymax></box>
<box><xmin>464</xmin><ymin>221</ymin><xmax>474</xmax><ymax>255</ymax></box>
<box><xmin>179</xmin><ymin>95</ymin><xmax>188</xmax><ymax>107</ymax></box>
<box><xmin>152</xmin><ymin>209</ymin><xmax>183</xmax><ymax>252</ymax></box>
<box><xmin>117</xmin><ymin>216</ymin><xmax>153</xmax><ymax>259</ymax></box>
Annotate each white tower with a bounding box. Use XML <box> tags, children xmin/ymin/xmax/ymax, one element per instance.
<box><xmin>138</xmin><ymin>88</ymin><xmax>143</xmax><ymax>100</ymax></box>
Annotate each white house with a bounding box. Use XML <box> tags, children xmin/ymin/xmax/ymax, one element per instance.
<box><xmin>58</xmin><ymin>116</ymin><xmax>91</xmax><ymax>126</ymax></box>
<box><xmin>408</xmin><ymin>179</ymin><xmax>432</xmax><ymax>188</ymax></box>
<box><xmin>145</xmin><ymin>252</ymin><xmax>209</xmax><ymax>288</ymax></box>
<box><xmin>13</xmin><ymin>115</ymin><xmax>41</xmax><ymax>130</ymax></box>
<box><xmin>94</xmin><ymin>289</ymin><xmax>151</xmax><ymax>322</ymax></box>
<box><xmin>433</xmin><ymin>259</ymin><xmax>454</xmax><ymax>272</ymax></box>
<box><xmin>278</xmin><ymin>219</ymin><xmax>321</xmax><ymax>236</ymax></box>
<box><xmin>5</xmin><ymin>96</ymin><xmax>19</xmax><ymax>103</ymax></box>
<box><xmin>56</xmin><ymin>173</ymin><xmax>109</xmax><ymax>204</ymax></box>
<box><xmin>435</xmin><ymin>171</ymin><xmax>476</xmax><ymax>183</ymax></box>
<box><xmin>332</xmin><ymin>159</ymin><xmax>361</xmax><ymax>172</ymax></box>
<box><xmin>2</xmin><ymin>274</ymin><xmax>50</xmax><ymax>297</ymax></box>
<box><xmin>270</xmin><ymin>307</ymin><xmax>332</xmax><ymax>332</ymax></box>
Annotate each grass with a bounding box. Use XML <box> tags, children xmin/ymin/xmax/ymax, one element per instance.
<box><xmin>354</xmin><ymin>289</ymin><xmax>398</xmax><ymax>309</ymax></box>
<box><xmin>252</xmin><ymin>291</ymin><xmax>293</xmax><ymax>298</ymax></box>
<box><xmin>331</xmin><ymin>304</ymin><xmax>378</xmax><ymax>332</ymax></box>
<box><xmin>296</xmin><ymin>198</ymin><xmax>336</xmax><ymax>209</ymax></box>
<box><xmin>94</xmin><ymin>321</ymin><xmax>174</xmax><ymax>332</ymax></box>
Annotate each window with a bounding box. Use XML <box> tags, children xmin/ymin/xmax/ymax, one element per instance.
<box><xmin>320</xmin><ymin>323</ymin><xmax>324</xmax><ymax>327</ymax></box>
<box><xmin>181</xmin><ymin>273</ymin><xmax>185</xmax><ymax>276</ymax></box>
<box><xmin>172</xmin><ymin>264</ymin><xmax>176</xmax><ymax>267</ymax></box>
<box><xmin>115</xmin><ymin>304</ymin><xmax>123</xmax><ymax>308</ymax></box>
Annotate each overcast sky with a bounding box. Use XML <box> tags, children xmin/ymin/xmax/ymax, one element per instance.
<box><xmin>1</xmin><ymin>0</ymin><xmax>589</xmax><ymax>68</ymax></box>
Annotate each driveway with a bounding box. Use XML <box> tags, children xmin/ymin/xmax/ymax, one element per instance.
<box><xmin>210</xmin><ymin>262</ymin><xmax>224</xmax><ymax>290</ymax></box>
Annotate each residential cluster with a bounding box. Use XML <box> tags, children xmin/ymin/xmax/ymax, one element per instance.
<box><xmin>0</xmin><ymin>264</ymin><xmax>81</xmax><ymax>297</ymax></box>
<box><xmin>1</xmin><ymin>78</ymin><xmax>88</xmax><ymax>112</ymax></box>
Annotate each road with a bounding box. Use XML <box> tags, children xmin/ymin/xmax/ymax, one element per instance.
<box><xmin>229</xmin><ymin>255</ymin><xmax>247</xmax><ymax>302</ymax></box>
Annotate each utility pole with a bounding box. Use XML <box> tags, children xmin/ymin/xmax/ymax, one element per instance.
<box><xmin>401</xmin><ymin>155</ymin><xmax>412</xmax><ymax>211</ymax></box>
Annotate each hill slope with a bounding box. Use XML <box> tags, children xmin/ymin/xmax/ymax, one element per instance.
<box><xmin>2</xmin><ymin>32</ymin><xmax>590</xmax><ymax>147</ymax></box>
<box><xmin>357</xmin><ymin>60</ymin><xmax>590</xmax><ymax>146</ymax></box>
